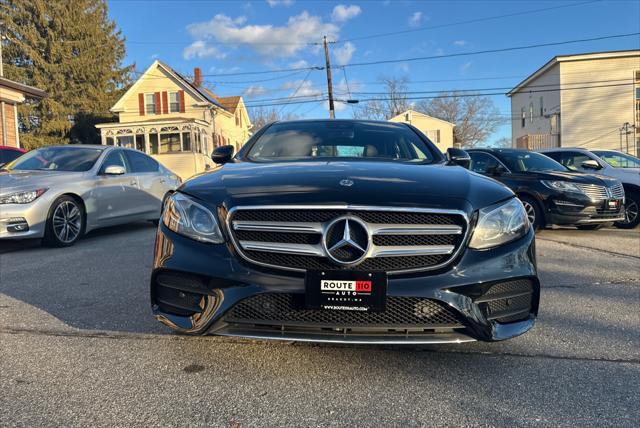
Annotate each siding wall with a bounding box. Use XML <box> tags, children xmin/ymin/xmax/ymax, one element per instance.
<box><xmin>510</xmin><ymin>63</ymin><xmax>561</xmax><ymax>145</ymax></box>
<box><xmin>560</xmin><ymin>55</ymin><xmax>640</xmax><ymax>150</ymax></box>
<box><xmin>0</xmin><ymin>102</ymin><xmax>18</xmax><ymax>147</ymax></box>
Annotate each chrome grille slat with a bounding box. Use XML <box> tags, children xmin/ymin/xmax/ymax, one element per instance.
<box><xmin>227</xmin><ymin>205</ymin><xmax>469</xmax><ymax>274</ymax></box>
<box><xmin>610</xmin><ymin>183</ymin><xmax>625</xmax><ymax>199</ymax></box>
<box><xmin>576</xmin><ymin>183</ymin><xmax>608</xmax><ymax>200</ymax></box>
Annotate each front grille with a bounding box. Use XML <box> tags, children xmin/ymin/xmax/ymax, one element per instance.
<box><xmin>224</xmin><ymin>293</ymin><xmax>463</xmax><ymax>328</ymax></box>
<box><xmin>227</xmin><ymin>206</ymin><xmax>468</xmax><ymax>274</ymax></box>
<box><xmin>576</xmin><ymin>183</ymin><xmax>608</xmax><ymax>200</ymax></box>
<box><xmin>609</xmin><ymin>183</ymin><xmax>625</xmax><ymax>199</ymax></box>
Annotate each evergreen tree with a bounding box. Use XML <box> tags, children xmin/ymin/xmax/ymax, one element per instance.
<box><xmin>1</xmin><ymin>0</ymin><xmax>133</xmax><ymax>148</ymax></box>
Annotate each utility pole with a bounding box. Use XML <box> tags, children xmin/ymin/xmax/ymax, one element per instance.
<box><xmin>0</xmin><ymin>34</ymin><xmax>7</xmax><ymax>146</ymax></box>
<box><xmin>323</xmin><ymin>36</ymin><xmax>335</xmax><ymax>119</ymax></box>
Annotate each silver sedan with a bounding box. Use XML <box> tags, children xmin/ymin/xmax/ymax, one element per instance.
<box><xmin>0</xmin><ymin>145</ymin><xmax>181</xmax><ymax>247</ymax></box>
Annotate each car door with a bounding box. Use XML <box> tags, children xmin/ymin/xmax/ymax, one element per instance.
<box><xmin>95</xmin><ymin>149</ymin><xmax>141</xmax><ymax>225</ymax></box>
<box><xmin>123</xmin><ymin>149</ymin><xmax>166</xmax><ymax>219</ymax></box>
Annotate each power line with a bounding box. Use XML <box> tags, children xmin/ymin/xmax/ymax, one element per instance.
<box><xmin>343</xmin><ymin>33</ymin><xmax>640</xmax><ymax>69</ymax></box>
<box><xmin>278</xmin><ymin>68</ymin><xmax>314</xmax><ymax>115</ymax></box>
<box><xmin>339</xmin><ymin>0</ymin><xmax>603</xmax><ymax>43</ymax></box>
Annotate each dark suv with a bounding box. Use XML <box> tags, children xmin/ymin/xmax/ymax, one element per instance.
<box><xmin>467</xmin><ymin>148</ymin><xmax>625</xmax><ymax>230</ymax></box>
<box><xmin>151</xmin><ymin>120</ymin><xmax>539</xmax><ymax>344</ymax></box>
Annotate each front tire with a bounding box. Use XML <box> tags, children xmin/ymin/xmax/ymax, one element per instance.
<box><xmin>615</xmin><ymin>191</ymin><xmax>639</xmax><ymax>229</ymax></box>
<box><xmin>43</xmin><ymin>196</ymin><xmax>85</xmax><ymax>247</ymax></box>
<box><xmin>519</xmin><ymin>196</ymin><xmax>544</xmax><ymax>231</ymax></box>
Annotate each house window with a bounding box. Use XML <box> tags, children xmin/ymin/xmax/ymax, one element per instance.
<box><xmin>169</xmin><ymin>92</ymin><xmax>180</xmax><ymax>113</ymax></box>
<box><xmin>436</xmin><ymin>129</ymin><xmax>441</xmax><ymax>144</ymax></box>
<box><xmin>135</xmin><ymin>135</ymin><xmax>145</xmax><ymax>152</ymax></box>
<box><xmin>539</xmin><ymin>97</ymin><xmax>544</xmax><ymax>117</ymax></box>
<box><xmin>159</xmin><ymin>133</ymin><xmax>181</xmax><ymax>153</ymax></box>
<box><xmin>521</xmin><ymin>107</ymin><xmax>526</xmax><ymax>128</ymax></box>
<box><xmin>182</xmin><ymin>132</ymin><xmax>191</xmax><ymax>151</ymax></box>
<box><xmin>149</xmin><ymin>134</ymin><xmax>159</xmax><ymax>154</ymax></box>
<box><xmin>145</xmin><ymin>94</ymin><xmax>156</xmax><ymax>114</ymax></box>
<box><xmin>106</xmin><ymin>137</ymin><xmax>114</xmax><ymax>146</ymax></box>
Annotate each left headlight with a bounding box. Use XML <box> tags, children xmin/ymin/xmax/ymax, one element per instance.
<box><xmin>469</xmin><ymin>198</ymin><xmax>530</xmax><ymax>250</ymax></box>
<box><xmin>541</xmin><ymin>180</ymin><xmax>582</xmax><ymax>193</ymax></box>
<box><xmin>0</xmin><ymin>188</ymin><xmax>48</xmax><ymax>204</ymax></box>
<box><xmin>162</xmin><ymin>192</ymin><xmax>224</xmax><ymax>244</ymax></box>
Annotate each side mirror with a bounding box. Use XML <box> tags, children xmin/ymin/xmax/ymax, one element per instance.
<box><xmin>103</xmin><ymin>165</ymin><xmax>126</xmax><ymax>175</ymax></box>
<box><xmin>212</xmin><ymin>145</ymin><xmax>234</xmax><ymax>165</ymax></box>
<box><xmin>581</xmin><ymin>159</ymin><xmax>602</xmax><ymax>170</ymax></box>
<box><xmin>446</xmin><ymin>147</ymin><xmax>471</xmax><ymax>169</ymax></box>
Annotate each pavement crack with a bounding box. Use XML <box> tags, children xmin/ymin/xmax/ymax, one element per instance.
<box><xmin>537</xmin><ymin>237</ymin><xmax>640</xmax><ymax>260</ymax></box>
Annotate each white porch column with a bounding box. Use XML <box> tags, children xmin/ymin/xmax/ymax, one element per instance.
<box><xmin>144</xmin><ymin>129</ymin><xmax>150</xmax><ymax>154</ymax></box>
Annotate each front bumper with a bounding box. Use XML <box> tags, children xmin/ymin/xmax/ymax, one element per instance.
<box><xmin>545</xmin><ymin>194</ymin><xmax>624</xmax><ymax>226</ymax></box>
<box><xmin>0</xmin><ymin>198</ymin><xmax>49</xmax><ymax>239</ymax></box>
<box><xmin>150</xmin><ymin>225</ymin><xmax>539</xmax><ymax>344</ymax></box>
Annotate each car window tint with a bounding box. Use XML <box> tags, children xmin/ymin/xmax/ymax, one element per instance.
<box><xmin>125</xmin><ymin>150</ymin><xmax>159</xmax><ymax>173</ymax></box>
<box><xmin>592</xmin><ymin>151</ymin><xmax>640</xmax><ymax>168</ymax></box>
<box><xmin>3</xmin><ymin>150</ymin><xmax>23</xmax><ymax>163</ymax></box>
<box><xmin>100</xmin><ymin>150</ymin><xmax>128</xmax><ymax>173</ymax></box>
<box><xmin>469</xmin><ymin>152</ymin><xmax>500</xmax><ymax>174</ymax></box>
<box><xmin>554</xmin><ymin>152</ymin><xmax>592</xmax><ymax>171</ymax></box>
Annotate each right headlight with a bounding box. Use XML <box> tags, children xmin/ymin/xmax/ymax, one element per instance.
<box><xmin>469</xmin><ymin>198</ymin><xmax>530</xmax><ymax>250</ymax></box>
<box><xmin>162</xmin><ymin>193</ymin><xmax>224</xmax><ymax>244</ymax></box>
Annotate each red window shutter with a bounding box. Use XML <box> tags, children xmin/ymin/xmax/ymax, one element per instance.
<box><xmin>154</xmin><ymin>92</ymin><xmax>161</xmax><ymax>115</ymax></box>
<box><xmin>138</xmin><ymin>93</ymin><xmax>145</xmax><ymax>115</ymax></box>
<box><xmin>179</xmin><ymin>90</ymin><xmax>185</xmax><ymax>113</ymax></box>
<box><xmin>162</xmin><ymin>91</ymin><xmax>168</xmax><ymax>114</ymax></box>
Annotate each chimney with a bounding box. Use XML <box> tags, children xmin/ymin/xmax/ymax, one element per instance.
<box><xmin>193</xmin><ymin>67</ymin><xmax>202</xmax><ymax>88</ymax></box>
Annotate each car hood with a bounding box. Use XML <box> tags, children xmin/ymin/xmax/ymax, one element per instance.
<box><xmin>180</xmin><ymin>161</ymin><xmax>514</xmax><ymax>214</ymax></box>
<box><xmin>0</xmin><ymin>170</ymin><xmax>87</xmax><ymax>194</ymax></box>
<box><xmin>524</xmin><ymin>170</ymin><xmax>620</xmax><ymax>186</ymax></box>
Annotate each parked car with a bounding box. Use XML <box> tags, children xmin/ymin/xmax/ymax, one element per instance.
<box><xmin>0</xmin><ymin>145</ymin><xmax>26</xmax><ymax>167</ymax></box>
<box><xmin>466</xmin><ymin>148</ymin><xmax>625</xmax><ymax>230</ymax></box>
<box><xmin>539</xmin><ymin>148</ymin><xmax>640</xmax><ymax>229</ymax></box>
<box><xmin>151</xmin><ymin>119</ymin><xmax>539</xmax><ymax>344</ymax></box>
<box><xmin>0</xmin><ymin>145</ymin><xmax>181</xmax><ymax>247</ymax></box>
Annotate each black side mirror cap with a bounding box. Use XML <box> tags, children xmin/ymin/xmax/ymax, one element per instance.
<box><xmin>211</xmin><ymin>145</ymin><xmax>235</xmax><ymax>165</ymax></box>
<box><xmin>446</xmin><ymin>147</ymin><xmax>471</xmax><ymax>169</ymax></box>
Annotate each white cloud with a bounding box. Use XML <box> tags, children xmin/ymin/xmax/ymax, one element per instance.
<box><xmin>331</xmin><ymin>5</ymin><xmax>362</xmax><ymax>23</ymax></box>
<box><xmin>333</xmin><ymin>41</ymin><xmax>356</xmax><ymax>65</ymax></box>
<box><xmin>266</xmin><ymin>0</ymin><xmax>294</xmax><ymax>7</ymax></box>
<box><xmin>282</xmin><ymin>79</ymin><xmax>322</xmax><ymax>98</ymax></box>
<box><xmin>363</xmin><ymin>49</ymin><xmax>373</xmax><ymax>57</ymax></box>
<box><xmin>408</xmin><ymin>11</ymin><xmax>423</xmax><ymax>28</ymax></box>
<box><xmin>396</xmin><ymin>62</ymin><xmax>410</xmax><ymax>73</ymax></box>
<box><xmin>208</xmin><ymin>65</ymin><xmax>241</xmax><ymax>74</ymax></box>
<box><xmin>244</xmin><ymin>85</ymin><xmax>267</xmax><ymax>98</ymax></box>
<box><xmin>186</xmin><ymin>12</ymin><xmax>339</xmax><ymax>59</ymax></box>
<box><xmin>460</xmin><ymin>61</ymin><xmax>472</xmax><ymax>72</ymax></box>
<box><xmin>327</xmin><ymin>100</ymin><xmax>347</xmax><ymax>112</ymax></box>
<box><xmin>453</xmin><ymin>40</ymin><xmax>467</xmax><ymax>46</ymax></box>
<box><xmin>150</xmin><ymin>53</ymin><xmax>159</xmax><ymax>59</ymax></box>
<box><xmin>183</xmin><ymin>40</ymin><xmax>226</xmax><ymax>60</ymax></box>
<box><xmin>289</xmin><ymin>59</ymin><xmax>309</xmax><ymax>69</ymax></box>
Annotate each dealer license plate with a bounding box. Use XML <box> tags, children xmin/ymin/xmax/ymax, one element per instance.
<box><xmin>305</xmin><ymin>271</ymin><xmax>387</xmax><ymax>312</ymax></box>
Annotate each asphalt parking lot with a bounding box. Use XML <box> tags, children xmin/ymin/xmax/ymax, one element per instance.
<box><xmin>1</xmin><ymin>224</ymin><xmax>639</xmax><ymax>427</ymax></box>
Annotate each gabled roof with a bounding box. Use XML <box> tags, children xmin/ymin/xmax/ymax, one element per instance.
<box><xmin>507</xmin><ymin>49</ymin><xmax>640</xmax><ymax>97</ymax></box>
<box><xmin>0</xmin><ymin>76</ymin><xmax>47</xmax><ymax>99</ymax></box>
<box><xmin>110</xmin><ymin>60</ymin><xmax>223</xmax><ymax>112</ymax></box>
<box><xmin>389</xmin><ymin>110</ymin><xmax>456</xmax><ymax>127</ymax></box>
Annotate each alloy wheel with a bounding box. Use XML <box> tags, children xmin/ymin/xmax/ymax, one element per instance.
<box><xmin>522</xmin><ymin>201</ymin><xmax>536</xmax><ymax>225</ymax></box>
<box><xmin>52</xmin><ymin>200</ymin><xmax>82</xmax><ymax>244</ymax></box>
<box><xmin>624</xmin><ymin>199</ymin><xmax>638</xmax><ymax>225</ymax></box>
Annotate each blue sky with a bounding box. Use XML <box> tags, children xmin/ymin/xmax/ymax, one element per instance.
<box><xmin>108</xmin><ymin>0</ymin><xmax>640</xmax><ymax>144</ymax></box>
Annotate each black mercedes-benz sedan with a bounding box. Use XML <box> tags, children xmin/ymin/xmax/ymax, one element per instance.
<box><xmin>151</xmin><ymin>120</ymin><xmax>539</xmax><ymax>344</ymax></box>
<box><xmin>466</xmin><ymin>148</ymin><xmax>625</xmax><ymax>230</ymax></box>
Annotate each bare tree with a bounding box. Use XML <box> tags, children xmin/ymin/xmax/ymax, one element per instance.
<box><xmin>494</xmin><ymin>137</ymin><xmax>513</xmax><ymax>148</ymax></box>
<box><xmin>416</xmin><ymin>93</ymin><xmax>504</xmax><ymax>148</ymax></box>
<box><xmin>353</xmin><ymin>76</ymin><xmax>411</xmax><ymax>121</ymax></box>
<box><xmin>249</xmin><ymin>107</ymin><xmax>299</xmax><ymax>132</ymax></box>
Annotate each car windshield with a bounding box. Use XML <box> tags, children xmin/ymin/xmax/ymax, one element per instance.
<box><xmin>246</xmin><ymin>121</ymin><xmax>436</xmax><ymax>163</ymax></box>
<box><xmin>4</xmin><ymin>147</ymin><xmax>103</xmax><ymax>172</ymax></box>
<box><xmin>498</xmin><ymin>151</ymin><xmax>568</xmax><ymax>173</ymax></box>
<box><xmin>592</xmin><ymin>151</ymin><xmax>640</xmax><ymax>168</ymax></box>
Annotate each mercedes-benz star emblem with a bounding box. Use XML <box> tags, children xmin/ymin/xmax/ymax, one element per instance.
<box><xmin>339</xmin><ymin>179</ymin><xmax>354</xmax><ymax>187</ymax></box>
<box><xmin>322</xmin><ymin>216</ymin><xmax>370</xmax><ymax>265</ymax></box>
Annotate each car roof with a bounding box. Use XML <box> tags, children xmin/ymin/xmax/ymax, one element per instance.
<box><xmin>467</xmin><ymin>148</ymin><xmax>531</xmax><ymax>154</ymax></box>
<box><xmin>0</xmin><ymin>145</ymin><xmax>26</xmax><ymax>152</ymax></box>
<box><xmin>271</xmin><ymin>118</ymin><xmax>410</xmax><ymax>128</ymax></box>
<box><xmin>33</xmin><ymin>144</ymin><xmax>109</xmax><ymax>151</ymax></box>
